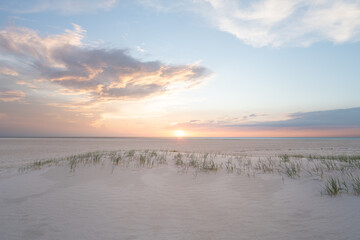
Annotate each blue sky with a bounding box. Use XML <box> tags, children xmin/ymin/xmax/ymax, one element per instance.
<box><xmin>0</xmin><ymin>0</ymin><xmax>359</xmax><ymax>137</ymax></box>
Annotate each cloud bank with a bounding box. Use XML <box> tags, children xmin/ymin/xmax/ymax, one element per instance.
<box><xmin>171</xmin><ymin>107</ymin><xmax>360</xmax><ymax>136</ymax></box>
<box><xmin>231</xmin><ymin>107</ymin><xmax>360</xmax><ymax>129</ymax></box>
<box><xmin>0</xmin><ymin>24</ymin><xmax>210</xmax><ymax>102</ymax></box>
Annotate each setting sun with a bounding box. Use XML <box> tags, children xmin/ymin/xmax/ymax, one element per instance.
<box><xmin>174</xmin><ymin>130</ymin><xmax>186</xmax><ymax>137</ymax></box>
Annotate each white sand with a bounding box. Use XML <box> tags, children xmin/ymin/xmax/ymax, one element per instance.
<box><xmin>0</xmin><ymin>138</ymin><xmax>360</xmax><ymax>240</ymax></box>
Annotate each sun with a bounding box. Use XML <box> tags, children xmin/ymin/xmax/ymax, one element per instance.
<box><xmin>173</xmin><ymin>130</ymin><xmax>186</xmax><ymax>137</ymax></box>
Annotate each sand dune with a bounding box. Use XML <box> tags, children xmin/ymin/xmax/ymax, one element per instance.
<box><xmin>1</xmin><ymin>138</ymin><xmax>360</xmax><ymax>240</ymax></box>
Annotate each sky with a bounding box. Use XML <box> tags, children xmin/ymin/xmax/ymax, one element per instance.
<box><xmin>0</xmin><ymin>0</ymin><xmax>359</xmax><ymax>137</ymax></box>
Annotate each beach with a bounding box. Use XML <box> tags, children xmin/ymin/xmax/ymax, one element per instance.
<box><xmin>1</xmin><ymin>138</ymin><xmax>360</xmax><ymax>240</ymax></box>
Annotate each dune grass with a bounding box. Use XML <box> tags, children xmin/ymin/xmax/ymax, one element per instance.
<box><xmin>324</xmin><ymin>177</ymin><xmax>343</xmax><ymax>196</ymax></box>
<box><xmin>17</xmin><ymin>150</ymin><xmax>360</xmax><ymax>197</ymax></box>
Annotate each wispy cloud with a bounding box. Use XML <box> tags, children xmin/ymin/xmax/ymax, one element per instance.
<box><xmin>5</xmin><ymin>1</ymin><xmax>359</xmax><ymax>46</ymax></box>
<box><xmin>170</xmin><ymin>113</ymin><xmax>269</xmax><ymax>129</ymax></box>
<box><xmin>143</xmin><ymin>0</ymin><xmax>360</xmax><ymax>47</ymax></box>
<box><xmin>0</xmin><ymin>64</ymin><xmax>18</xmax><ymax>76</ymax></box>
<box><xmin>0</xmin><ymin>89</ymin><xmax>25</xmax><ymax>102</ymax></box>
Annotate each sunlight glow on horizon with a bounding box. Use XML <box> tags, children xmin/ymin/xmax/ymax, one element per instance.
<box><xmin>173</xmin><ymin>130</ymin><xmax>187</xmax><ymax>137</ymax></box>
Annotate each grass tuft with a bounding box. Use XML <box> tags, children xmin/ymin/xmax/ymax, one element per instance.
<box><xmin>324</xmin><ymin>177</ymin><xmax>343</xmax><ymax>196</ymax></box>
<box><xmin>174</xmin><ymin>153</ymin><xmax>184</xmax><ymax>166</ymax></box>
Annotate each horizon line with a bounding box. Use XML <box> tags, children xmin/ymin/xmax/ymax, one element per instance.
<box><xmin>1</xmin><ymin>136</ymin><xmax>360</xmax><ymax>139</ymax></box>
